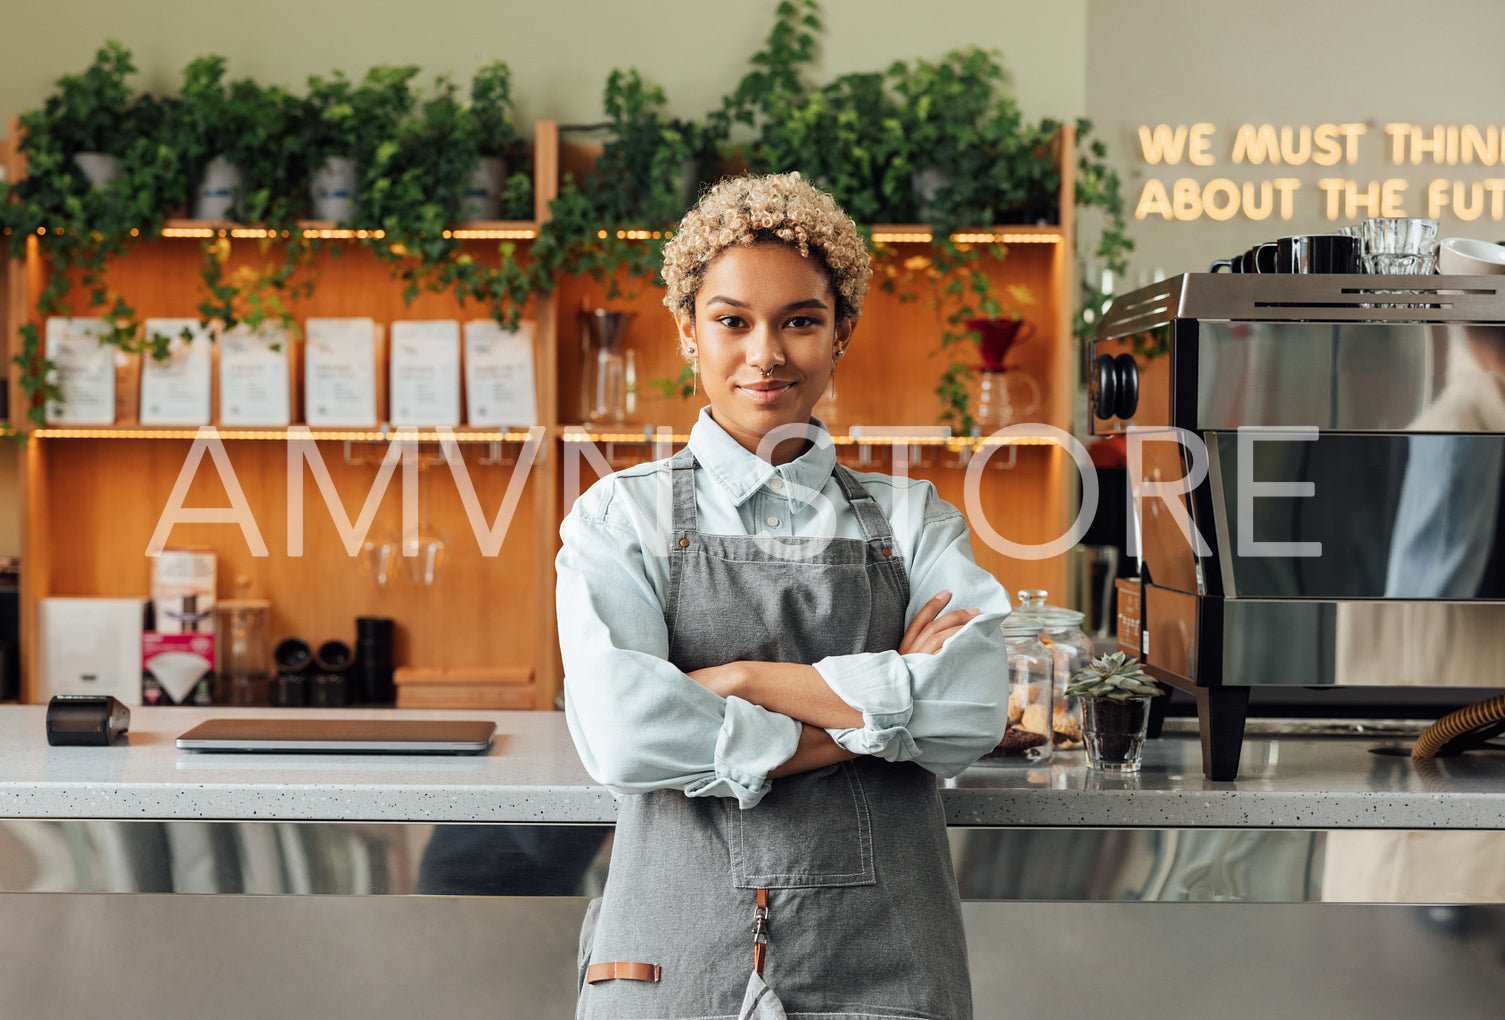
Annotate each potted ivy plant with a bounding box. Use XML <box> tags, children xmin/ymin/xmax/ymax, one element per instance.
<box><xmin>31</xmin><ymin>39</ymin><xmax>166</xmax><ymax>190</ymax></box>
<box><xmin>352</xmin><ymin>72</ymin><xmax>534</xmax><ymax>327</ymax></box>
<box><xmin>463</xmin><ymin>60</ymin><xmax>532</xmax><ymax>220</ymax></box>
<box><xmin>6</xmin><ymin>41</ymin><xmax>187</xmax><ymax>425</ymax></box>
<box><xmin>1064</xmin><ymin>651</ymin><xmax>1167</xmax><ymax>773</ymax></box>
<box><xmin>298</xmin><ymin>65</ymin><xmax>419</xmax><ymax>222</ymax></box>
<box><xmin>173</xmin><ymin>56</ymin><xmax>290</xmax><ymax>220</ymax></box>
<box><xmin>537</xmin><ymin>66</ymin><xmax>724</xmax><ymax>288</ymax></box>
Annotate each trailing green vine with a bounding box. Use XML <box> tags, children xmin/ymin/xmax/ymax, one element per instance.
<box><xmin>4</xmin><ymin>13</ymin><xmax>1132</xmax><ymax>430</ymax></box>
<box><xmin>5</xmin><ymin>41</ymin><xmax>185</xmax><ymax>425</ymax></box>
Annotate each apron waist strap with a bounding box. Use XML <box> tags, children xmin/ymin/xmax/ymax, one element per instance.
<box><xmin>585</xmin><ymin>961</ymin><xmax>661</xmax><ymax>984</ymax></box>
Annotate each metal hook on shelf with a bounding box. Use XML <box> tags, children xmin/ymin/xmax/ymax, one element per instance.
<box><xmin>477</xmin><ymin>439</ymin><xmax>515</xmax><ymax>467</ymax></box>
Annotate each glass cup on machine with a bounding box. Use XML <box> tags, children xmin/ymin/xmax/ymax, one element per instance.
<box><xmin>1361</xmin><ymin>217</ymin><xmax>1439</xmax><ymax>274</ymax></box>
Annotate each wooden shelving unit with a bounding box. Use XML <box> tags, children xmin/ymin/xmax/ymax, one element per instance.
<box><xmin>3</xmin><ymin>121</ymin><xmax>1080</xmax><ymax>709</ymax></box>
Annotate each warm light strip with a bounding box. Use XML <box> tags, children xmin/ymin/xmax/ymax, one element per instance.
<box><xmin>445</xmin><ymin>229</ymin><xmax>538</xmax><ymax>240</ymax></box>
<box><xmin>34</xmin><ymin>428</ymin><xmax>534</xmax><ymax>442</ymax></box>
<box><xmin>556</xmin><ymin>432</ymin><xmax>1058</xmax><ymax>449</ymax></box>
<box><xmin>158</xmin><ymin>227</ymin><xmax>394</xmax><ymax>241</ymax></box>
<box><xmin>871</xmin><ymin>230</ymin><xmax>1062</xmax><ymax>245</ymax></box>
<box><xmin>561</xmin><ymin>432</ymin><xmax>691</xmax><ymax>444</ymax></box>
<box><xmin>591</xmin><ymin>229</ymin><xmax>675</xmax><ymax>241</ymax></box>
<box><xmin>967</xmin><ymin>435</ymin><xmax>1059</xmax><ymax>447</ymax></box>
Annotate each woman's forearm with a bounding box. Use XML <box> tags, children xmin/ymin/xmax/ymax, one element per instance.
<box><xmin>691</xmin><ymin>661</ymin><xmax>864</xmax><ymax>729</ymax></box>
<box><xmin>769</xmin><ymin>723</ymin><xmax>860</xmax><ymax>778</ymax></box>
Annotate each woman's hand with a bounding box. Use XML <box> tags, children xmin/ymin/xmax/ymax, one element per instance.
<box><xmin>899</xmin><ymin>590</ymin><xmax>980</xmax><ymax>655</ymax></box>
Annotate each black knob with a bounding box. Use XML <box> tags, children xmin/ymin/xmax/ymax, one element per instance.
<box><xmin>1113</xmin><ymin>353</ymin><xmax>1139</xmax><ymax>419</ymax></box>
<box><xmin>1091</xmin><ymin>353</ymin><xmax>1118</xmax><ymax>420</ymax></box>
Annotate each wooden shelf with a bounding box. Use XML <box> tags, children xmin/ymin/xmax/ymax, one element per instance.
<box><xmin>4</xmin><ymin>118</ymin><xmax>1080</xmax><ymax>708</ymax></box>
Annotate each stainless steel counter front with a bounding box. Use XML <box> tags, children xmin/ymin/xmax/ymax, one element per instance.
<box><xmin>6</xmin><ymin>705</ymin><xmax>1505</xmax><ymax>1018</ymax></box>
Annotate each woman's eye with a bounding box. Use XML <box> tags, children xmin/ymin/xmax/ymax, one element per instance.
<box><xmin>714</xmin><ymin>315</ymin><xmax>746</xmax><ymax>329</ymax></box>
<box><xmin>785</xmin><ymin>316</ymin><xmax>819</xmax><ymax>329</ymax></box>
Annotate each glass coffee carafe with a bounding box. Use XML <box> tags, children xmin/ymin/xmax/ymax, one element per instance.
<box><xmin>580</xmin><ymin>308</ymin><xmax>636</xmax><ymax>424</ymax></box>
<box><xmin>216</xmin><ymin>576</ymin><xmax>271</xmax><ymax>705</ymax></box>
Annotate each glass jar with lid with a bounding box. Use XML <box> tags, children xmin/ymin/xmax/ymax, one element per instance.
<box><xmin>216</xmin><ymin>576</ymin><xmax>271</xmax><ymax>706</ymax></box>
<box><xmin>983</xmin><ymin>613</ymin><xmax>1053</xmax><ymax>764</ymax></box>
<box><xmin>1018</xmin><ymin>589</ymin><xmax>1093</xmax><ymax>752</ymax></box>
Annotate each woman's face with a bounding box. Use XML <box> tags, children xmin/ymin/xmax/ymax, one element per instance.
<box><xmin>677</xmin><ymin>243</ymin><xmax>854</xmax><ymax>463</ymax></box>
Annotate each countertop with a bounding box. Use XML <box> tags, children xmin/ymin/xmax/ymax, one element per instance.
<box><xmin>4</xmin><ymin>705</ymin><xmax>1505</xmax><ymax>828</ymax></box>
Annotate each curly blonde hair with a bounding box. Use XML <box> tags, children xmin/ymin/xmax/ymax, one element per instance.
<box><xmin>661</xmin><ymin>172</ymin><xmax>873</xmax><ymax>327</ymax></box>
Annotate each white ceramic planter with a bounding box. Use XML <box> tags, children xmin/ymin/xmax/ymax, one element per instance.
<box><xmin>459</xmin><ymin>156</ymin><xmax>508</xmax><ymax>220</ymax></box>
<box><xmin>309</xmin><ymin>155</ymin><xmax>359</xmax><ymax>221</ymax></box>
<box><xmin>73</xmin><ymin>152</ymin><xmax>122</xmax><ymax>191</ymax></box>
<box><xmin>193</xmin><ymin>156</ymin><xmax>243</xmax><ymax>221</ymax></box>
<box><xmin>911</xmin><ymin>167</ymin><xmax>953</xmax><ymax>223</ymax></box>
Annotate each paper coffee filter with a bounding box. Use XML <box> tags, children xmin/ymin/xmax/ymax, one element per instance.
<box><xmin>147</xmin><ymin>650</ymin><xmax>210</xmax><ymax>703</ymax></box>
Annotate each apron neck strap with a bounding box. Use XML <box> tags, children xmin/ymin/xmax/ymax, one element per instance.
<box><xmin>832</xmin><ymin>466</ymin><xmax>897</xmax><ymax>546</ymax></box>
<box><xmin>670</xmin><ymin>447</ymin><xmax>698</xmax><ymax>533</ymax></box>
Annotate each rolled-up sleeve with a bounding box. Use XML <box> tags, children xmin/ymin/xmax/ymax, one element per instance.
<box><xmin>557</xmin><ymin>485</ymin><xmax>801</xmax><ymax>808</ymax></box>
<box><xmin>814</xmin><ymin>488</ymin><xmax>1012</xmax><ymax>777</ymax></box>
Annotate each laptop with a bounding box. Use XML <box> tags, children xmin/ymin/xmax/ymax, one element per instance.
<box><xmin>176</xmin><ymin>718</ymin><xmax>496</xmax><ymax>754</ymax></box>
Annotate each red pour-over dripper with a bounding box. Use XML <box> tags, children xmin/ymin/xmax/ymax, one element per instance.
<box><xmin>968</xmin><ymin>317</ymin><xmax>1034</xmax><ymax>371</ymax></box>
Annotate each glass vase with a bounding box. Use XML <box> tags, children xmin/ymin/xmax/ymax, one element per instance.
<box><xmin>1080</xmin><ymin>696</ymin><xmax>1152</xmax><ymax>772</ymax></box>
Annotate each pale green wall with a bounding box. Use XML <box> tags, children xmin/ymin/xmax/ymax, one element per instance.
<box><xmin>0</xmin><ymin>0</ymin><xmax>1086</xmax><ymax>128</ymax></box>
<box><xmin>0</xmin><ymin>0</ymin><xmax>1088</xmax><ymax>559</ymax></box>
<box><xmin>1087</xmin><ymin>0</ymin><xmax>1505</xmax><ymax>285</ymax></box>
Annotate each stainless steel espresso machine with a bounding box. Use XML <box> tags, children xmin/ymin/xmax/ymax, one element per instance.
<box><xmin>1090</xmin><ymin>272</ymin><xmax>1505</xmax><ymax>778</ymax></box>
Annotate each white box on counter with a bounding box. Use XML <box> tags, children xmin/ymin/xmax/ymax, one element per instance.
<box><xmin>36</xmin><ymin>597</ymin><xmax>146</xmax><ymax>706</ymax></box>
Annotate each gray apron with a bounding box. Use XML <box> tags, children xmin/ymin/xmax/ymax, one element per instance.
<box><xmin>577</xmin><ymin>448</ymin><xmax>972</xmax><ymax>1020</ymax></box>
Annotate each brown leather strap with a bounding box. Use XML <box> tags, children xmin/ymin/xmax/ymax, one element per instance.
<box><xmin>585</xmin><ymin>961</ymin><xmax>661</xmax><ymax>984</ymax></box>
<box><xmin>752</xmin><ymin>887</ymin><xmax>770</xmax><ymax>977</ymax></box>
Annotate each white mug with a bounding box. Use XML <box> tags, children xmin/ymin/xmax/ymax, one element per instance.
<box><xmin>1439</xmin><ymin>237</ymin><xmax>1505</xmax><ymax>275</ymax></box>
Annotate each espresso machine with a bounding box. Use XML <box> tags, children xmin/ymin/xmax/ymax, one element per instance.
<box><xmin>1090</xmin><ymin>272</ymin><xmax>1505</xmax><ymax>778</ymax></box>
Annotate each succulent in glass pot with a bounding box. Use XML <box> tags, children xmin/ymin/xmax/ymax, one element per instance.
<box><xmin>1065</xmin><ymin>652</ymin><xmax>1166</xmax><ymax>772</ymax></box>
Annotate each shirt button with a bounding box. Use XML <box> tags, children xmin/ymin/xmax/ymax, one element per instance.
<box><xmin>766</xmin><ymin>515</ymin><xmax>780</xmax><ymax>528</ymax></box>
<box><xmin>769</xmin><ymin>478</ymin><xmax>783</xmax><ymax>491</ymax></box>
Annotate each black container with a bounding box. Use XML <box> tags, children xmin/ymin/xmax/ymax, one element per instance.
<box><xmin>310</xmin><ymin>673</ymin><xmax>348</xmax><ymax>707</ymax></box>
<box><xmin>273</xmin><ymin>637</ymin><xmax>314</xmax><ymax>675</ymax></box>
<box><xmin>315</xmin><ymin>640</ymin><xmax>353</xmax><ymax>674</ymax></box>
<box><xmin>354</xmin><ymin>617</ymin><xmax>396</xmax><ymax>704</ymax></box>
<box><xmin>268</xmin><ymin>673</ymin><xmax>308</xmax><ymax>707</ymax></box>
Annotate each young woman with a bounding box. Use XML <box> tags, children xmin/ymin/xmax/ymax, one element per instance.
<box><xmin>557</xmin><ymin>173</ymin><xmax>1012</xmax><ymax>1019</ymax></box>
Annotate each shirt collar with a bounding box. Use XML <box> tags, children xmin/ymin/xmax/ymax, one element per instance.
<box><xmin>686</xmin><ymin>407</ymin><xmax>837</xmax><ymax>509</ymax></box>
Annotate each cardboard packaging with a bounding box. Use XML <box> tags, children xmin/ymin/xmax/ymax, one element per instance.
<box><xmin>144</xmin><ymin>549</ymin><xmax>216</xmax><ymax>705</ymax></box>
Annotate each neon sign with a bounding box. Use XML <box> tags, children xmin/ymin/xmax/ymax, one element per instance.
<box><xmin>1135</xmin><ymin>122</ymin><xmax>1505</xmax><ymax>222</ymax></box>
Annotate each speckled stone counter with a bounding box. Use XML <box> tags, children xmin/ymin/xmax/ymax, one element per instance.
<box><xmin>4</xmin><ymin>704</ymin><xmax>1504</xmax><ymax>828</ymax></box>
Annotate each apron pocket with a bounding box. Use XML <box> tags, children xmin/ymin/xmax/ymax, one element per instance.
<box><xmin>729</xmin><ymin>762</ymin><xmax>876</xmax><ymax>888</ymax></box>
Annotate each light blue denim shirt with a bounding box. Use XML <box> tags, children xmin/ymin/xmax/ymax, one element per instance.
<box><xmin>557</xmin><ymin>409</ymin><xmax>1013</xmax><ymax>808</ymax></box>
